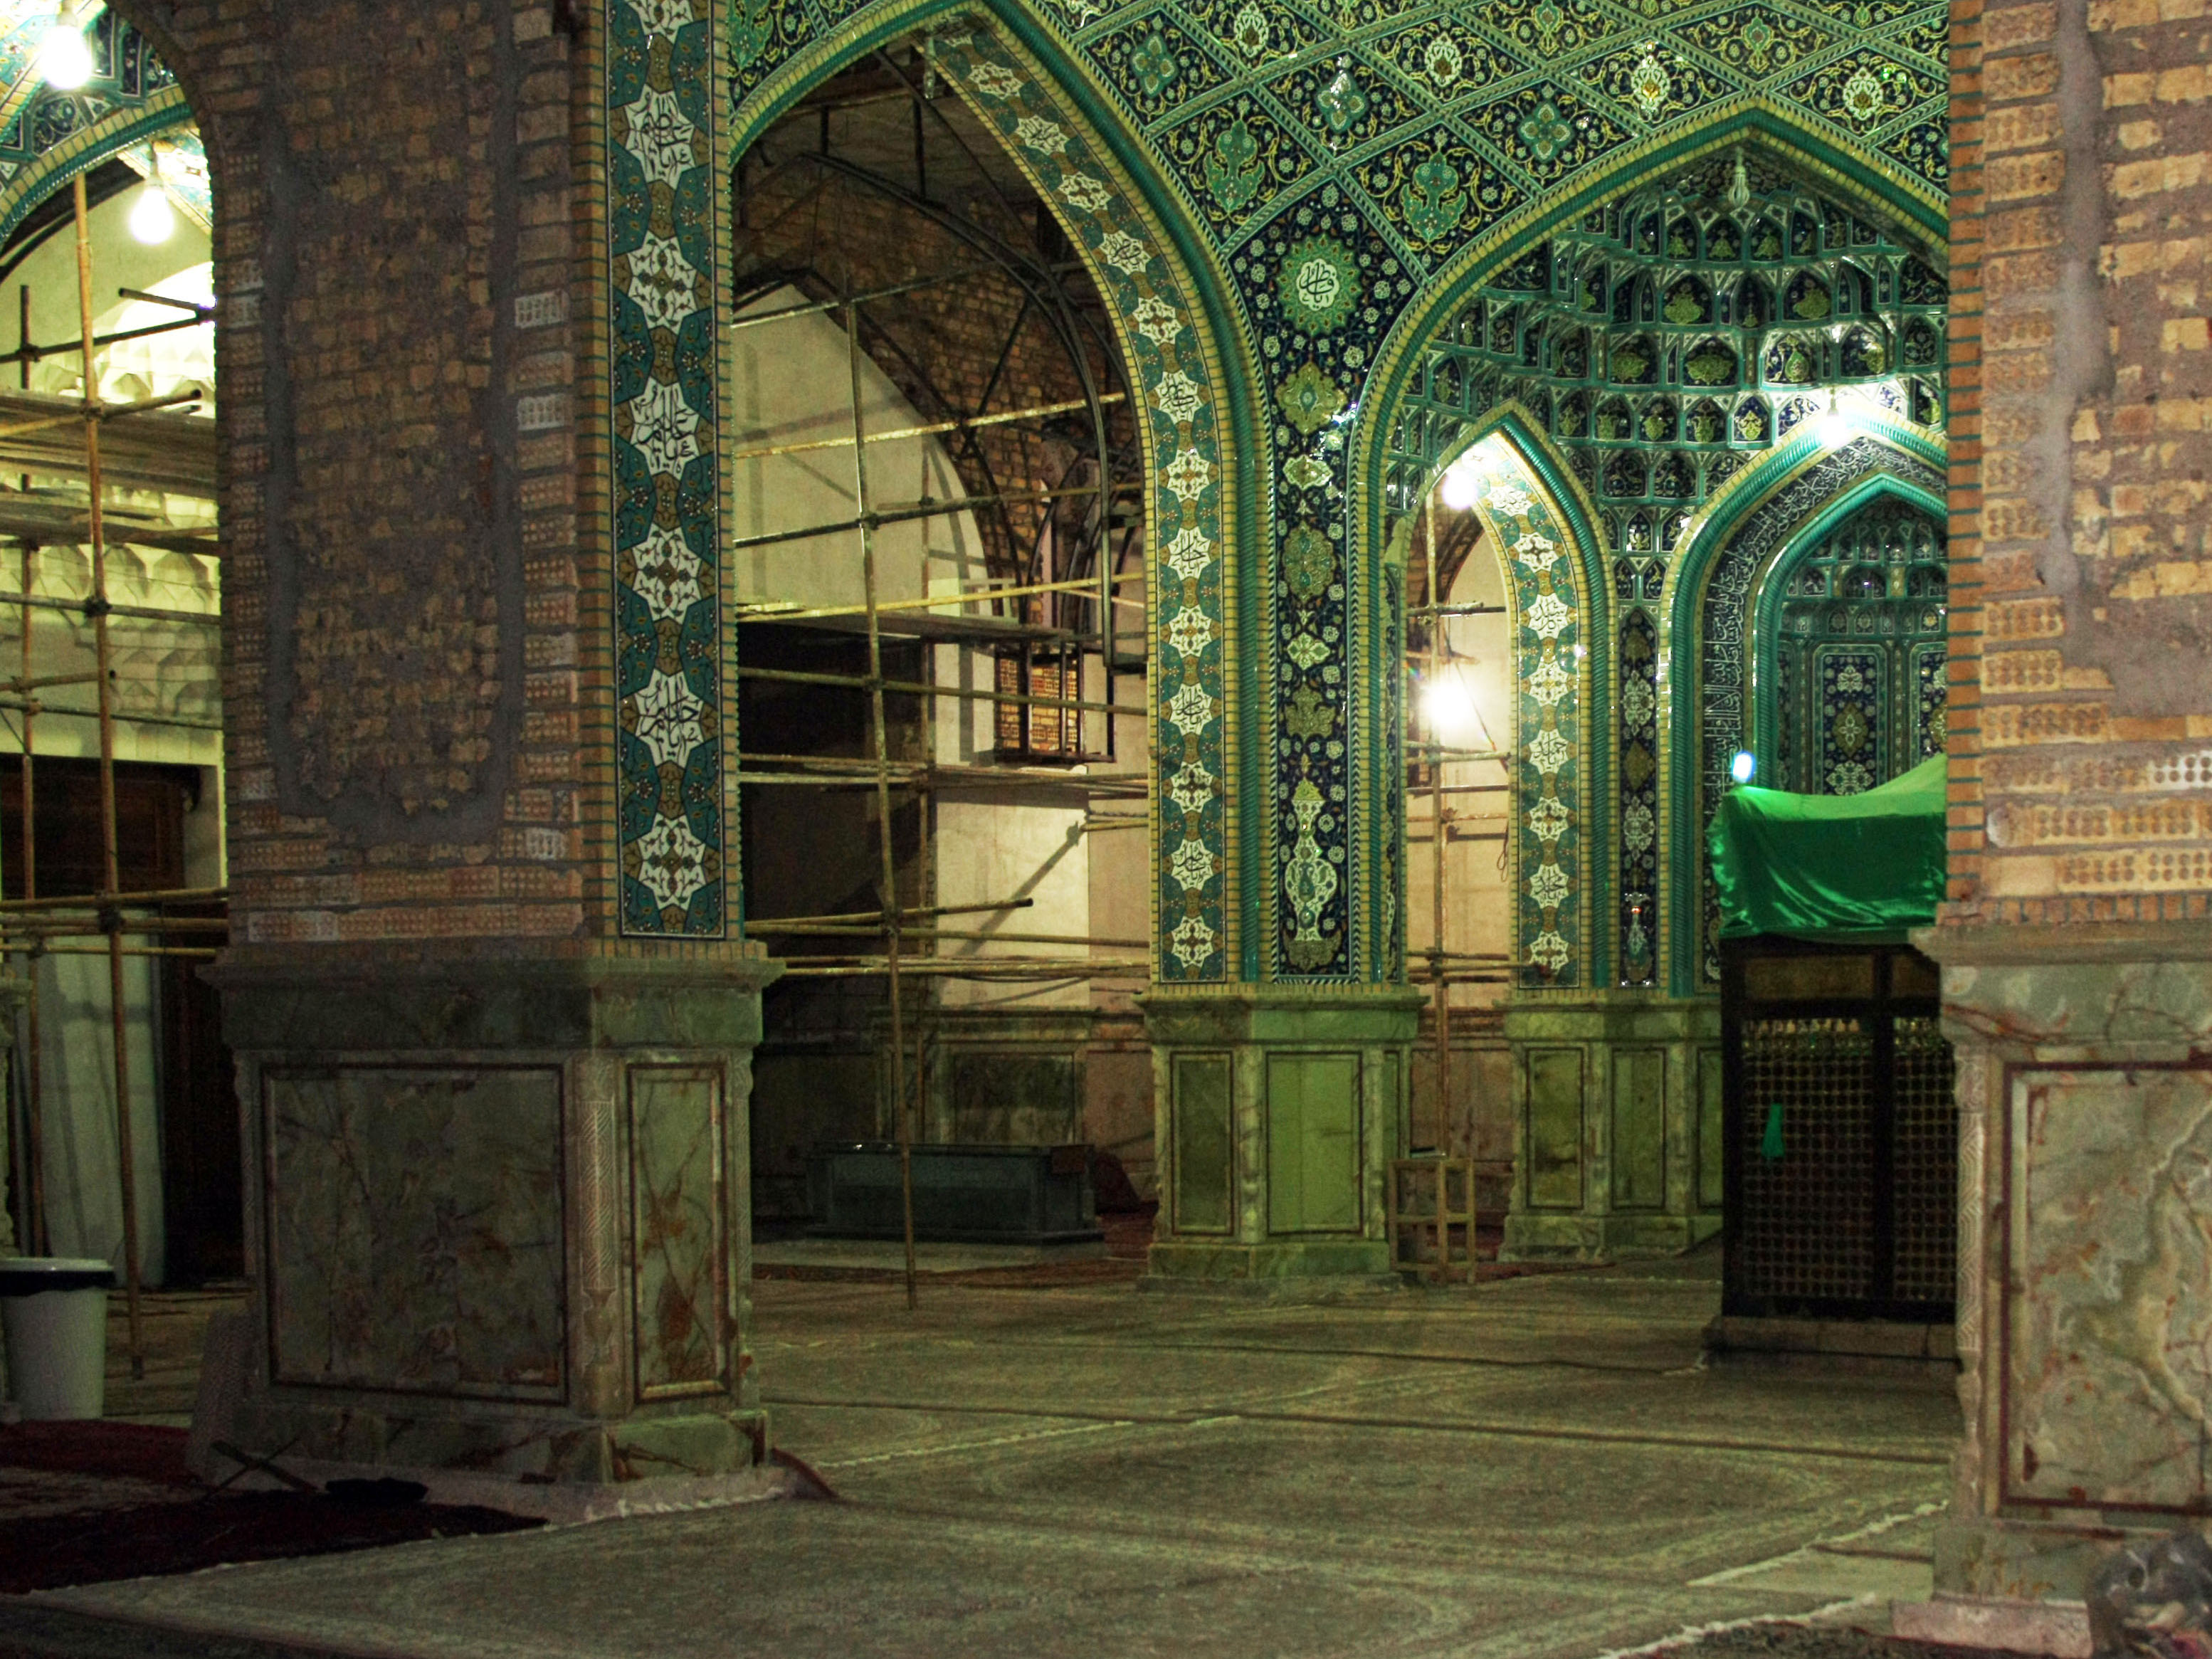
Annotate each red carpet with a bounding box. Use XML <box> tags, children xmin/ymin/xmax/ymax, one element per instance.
<box><xmin>0</xmin><ymin>1422</ymin><xmax>541</xmax><ymax>1594</ymax></box>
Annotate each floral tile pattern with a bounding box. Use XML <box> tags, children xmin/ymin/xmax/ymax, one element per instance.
<box><xmin>611</xmin><ymin>0</ymin><xmax>725</xmax><ymax>935</ymax></box>
<box><xmin>717</xmin><ymin>0</ymin><xmax>1947</xmax><ymax>981</ymax></box>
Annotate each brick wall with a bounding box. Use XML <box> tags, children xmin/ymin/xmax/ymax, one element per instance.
<box><xmin>737</xmin><ymin>149</ymin><xmax>1134</xmax><ymax>592</ymax></box>
<box><xmin>125</xmin><ymin>0</ymin><xmax>610</xmax><ymax>947</ymax></box>
<box><xmin>1942</xmin><ymin>0</ymin><xmax>2212</xmax><ymax>928</ymax></box>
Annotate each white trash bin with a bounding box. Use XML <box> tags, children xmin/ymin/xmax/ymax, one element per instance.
<box><xmin>0</xmin><ymin>1258</ymin><xmax>116</xmax><ymax>1420</ymax></box>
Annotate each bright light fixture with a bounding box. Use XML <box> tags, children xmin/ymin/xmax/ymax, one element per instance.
<box><xmin>128</xmin><ymin>175</ymin><xmax>173</xmax><ymax>244</ymax></box>
<box><xmin>1421</xmin><ymin>660</ymin><xmax>1483</xmax><ymax>746</ymax></box>
<box><xmin>39</xmin><ymin>11</ymin><xmax>95</xmax><ymax>91</ymax></box>
<box><xmin>1437</xmin><ymin>455</ymin><xmax>1485</xmax><ymax>511</ymax></box>
<box><xmin>1811</xmin><ymin>390</ymin><xmax>1852</xmax><ymax>449</ymax></box>
<box><xmin>1730</xmin><ymin>749</ymin><xmax>1758</xmax><ymax>784</ymax></box>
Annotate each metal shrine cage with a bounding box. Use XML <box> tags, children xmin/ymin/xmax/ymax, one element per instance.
<box><xmin>1719</xmin><ymin>934</ymin><xmax>1956</xmax><ymax>1323</ymax></box>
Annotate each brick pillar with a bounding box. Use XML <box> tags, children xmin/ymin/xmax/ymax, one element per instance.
<box><xmin>144</xmin><ymin>0</ymin><xmax>778</xmax><ymax>1487</ymax></box>
<box><xmin>1912</xmin><ymin>0</ymin><xmax>2212</xmax><ymax>1634</ymax></box>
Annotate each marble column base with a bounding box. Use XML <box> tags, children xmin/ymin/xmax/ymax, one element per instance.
<box><xmin>1144</xmin><ymin>1238</ymin><xmax>1394</xmax><ymax>1284</ymax></box>
<box><xmin>1500</xmin><ymin>994</ymin><xmax>1723</xmax><ymax>1261</ymax></box>
<box><xmin>1141</xmin><ymin>988</ymin><xmax>1421</xmax><ymax>1283</ymax></box>
<box><xmin>207</xmin><ymin>947</ymin><xmax>779</xmax><ymax>1489</ymax></box>
<box><xmin>1917</xmin><ymin>922</ymin><xmax>2212</xmax><ymax>1611</ymax></box>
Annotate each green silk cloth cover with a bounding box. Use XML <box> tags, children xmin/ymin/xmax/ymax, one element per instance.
<box><xmin>1707</xmin><ymin>754</ymin><xmax>1948</xmax><ymax>943</ymax></box>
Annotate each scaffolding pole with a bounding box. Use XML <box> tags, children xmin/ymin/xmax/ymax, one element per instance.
<box><xmin>14</xmin><ymin>530</ymin><xmax>38</xmax><ymax>1254</ymax></box>
<box><xmin>75</xmin><ymin>174</ymin><xmax>145</xmax><ymax>1379</ymax></box>
<box><xmin>846</xmin><ymin>294</ymin><xmax>920</xmax><ymax>1311</ymax></box>
<box><xmin>11</xmin><ymin>277</ymin><xmax>38</xmax><ymax>1255</ymax></box>
<box><xmin>737</xmin><ymin>567</ymin><xmax>1142</xmax><ymax>626</ymax></box>
<box><xmin>1423</xmin><ymin>490</ymin><xmax>1454</xmax><ymax>1159</ymax></box>
<box><xmin>727</xmin><ymin>391</ymin><xmax>1127</xmax><ymax>465</ymax></box>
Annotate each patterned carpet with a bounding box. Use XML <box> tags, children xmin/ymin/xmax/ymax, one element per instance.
<box><xmin>1655</xmin><ymin>1623</ymin><xmax>2033</xmax><ymax>1657</ymax></box>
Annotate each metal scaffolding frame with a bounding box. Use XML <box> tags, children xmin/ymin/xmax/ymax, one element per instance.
<box><xmin>734</xmin><ymin>58</ymin><xmax>1157</xmax><ymax>1304</ymax></box>
<box><xmin>2</xmin><ymin>174</ymin><xmax>221</xmax><ymax>1377</ymax></box>
<box><xmin>1407</xmin><ymin>494</ymin><xmax>1514</xmax><ymax>1166</ymax></box>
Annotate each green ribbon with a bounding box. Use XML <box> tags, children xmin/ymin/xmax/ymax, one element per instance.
<box><xmin>1760</xmin><ymin>1102</ymin><xmax>1785</xmax><ymax>1161</ymax></box>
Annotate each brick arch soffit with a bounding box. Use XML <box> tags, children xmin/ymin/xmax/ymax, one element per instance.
<box><xmin>1404</xmin><ymin>409</ymin><xmax>1609</xmax><ymax>988</ymax></box>
<box><xmin>1660</xmin><ymin>422</ymin><xmax>1946</xmax><ymax>995</ymax></box>
<box><xmin>730</xmin><ymin>8</ymin><xmax>1266</xmax><ymax>986</ymax></box>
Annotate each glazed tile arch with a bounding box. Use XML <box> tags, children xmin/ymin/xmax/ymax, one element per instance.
<box><xmin>710</xmin><ymin>0</ymin><xmax>1951</xmax><ymax>985</ymax></box>
<box><xmin>1660</xmin><ymin>422</ymin><xmax>1945</xmax><ymax>996</ymax></box>
<box><xmin>1395</xmin><ymin>411</ymin><xmax>1609</xmax><ymax>991</ymax></box>
<box><xmin>715</xmin><ymin>3</ymin><xmax>1260</xmax><ymax>981</ymax></box>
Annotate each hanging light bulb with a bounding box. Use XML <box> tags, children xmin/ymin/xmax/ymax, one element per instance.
<box><xmin>1811</xmin><ymin>387</ymin><xmax>1852</xmax><ymax>449</ymax></box>
<box><xmin>39</xmin><ymin>6</ymin><xmax>95</xmax><ymax>91</ymax></box>
<box><xmin>128</xmin><ymin>147</ymin><xmax>173</xmax><ymax>244</ymax></box>
<box><xmin>1438</xmin><ymin>453</ymin><xmax>1485</xmax><ymax>512</ymax></box>
<box><xmin>1421</xmin><ymin>657</ymin><xmax>1483</xmax><ymax>746</ymax></box>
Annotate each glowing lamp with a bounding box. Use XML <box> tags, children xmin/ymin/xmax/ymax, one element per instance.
<box><xmin>1437</xmin><ymin>455</ymin><xmax>1485</xmax><ymax>512</ymax></box>
<box><xmin>39</xmin><ymin>12</ymin><xmax>94</xmax><ymax>90</ymax></box>
<box><xmin>1730</xmin><ymin>749</ymin><xmax>1757</xmax><ymax>784</ymax></box>
<box><xmin>128</xmin><ymin>179</ymin><xmax>173</xmax><ymax>244</ymax></box>
<box><xmin>1421</xmin><ymin>660</ymin><xmax>1483</xmax><ymax>747</ymax></box>
<box><xmin>1810</xmin><ymin>390</ymin><xmax>1852</xmax><ymax>450</ymax></box>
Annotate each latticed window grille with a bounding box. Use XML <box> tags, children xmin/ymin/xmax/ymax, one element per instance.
<box><xmin>1722</xmin><ymin>941</ymin><xmax>1956</xmax><ymax>1321</ymax></box>
<box><xmin>994</xmin><ymin>653</ymin><xmax>1082</xmax><ymax>759</ymax></box>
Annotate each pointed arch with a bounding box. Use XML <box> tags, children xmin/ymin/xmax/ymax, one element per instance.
<box><xmin>1660</xmin><ymin>421</ymin><xmax>1947</xmax><ymax>994</ymax></box>
<box><xmin>1356</xmin><ymin>105</ymin><xmax>1947</xmax><ymax>517</ymax></box>
<box><xmin>720</xmin><ymin>13</ymin><xmax>1265</xmax><ymax>982</ymax></box>
<box><xmin>1403</xmin><ymin>409</ymin><xmax>1612</xmax><ymax>988</ymax></box>
<box><xmin>1346</xmin><ymin>107</ymin><xmax>1947</xmax><ymax>992</ymax></box>
<box><xmin>0</xmin><ymin>84</ymin><xmax>193</xmax><ymax>248</ymax></box>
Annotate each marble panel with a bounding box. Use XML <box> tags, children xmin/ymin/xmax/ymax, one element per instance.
<box><xmin>2008</xmin><ymin>1063</ymin><xmax>2212</xmax><ymax>1512</ymax></box>
<box><xmin>629</xmin><ymin>1066</ymin><xmax>725</xmax><ymax>1401</ymax></box>
<box><xmin>1526</xmin><ymin>1048</ymin><xmax>1585</xmax><ymax>1210</ymax></box>
<box><xmin>266</xmin><ymin>1067</ymin><xmax>564</xmax><ymax>1400</ymax></box>
<box><xmin>1265</xmin><ymin>1054</ymin><xmax>1360</xmax><ymax>1235</ymax></box>
<box><xmin>1611</xmin><ymin>1048</ymin><xmax>1667</xmax><ymax>1211</ymax></box>
<box><xmin>1171</xmin><ymin>1053</ymin><xmax>1233</xmax><ymax>1235</ymax></box>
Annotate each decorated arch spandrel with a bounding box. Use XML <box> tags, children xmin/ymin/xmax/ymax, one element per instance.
<box><xmin>721</xmin><ymin>0</ymin><xmax>1947</xmax><ymax>989</ymax></box>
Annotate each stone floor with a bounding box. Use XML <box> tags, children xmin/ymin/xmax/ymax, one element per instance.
<box><xmin>0</xmin><ymin>1249</ymin><xmax>2034</xmax><ymax>1658</ymax></box>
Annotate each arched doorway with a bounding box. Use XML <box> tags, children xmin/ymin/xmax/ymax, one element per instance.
<box><xmin>1375</xmin><ymin>143</ymin><xmax>1952</xmax><ymax>1261</ymax></box>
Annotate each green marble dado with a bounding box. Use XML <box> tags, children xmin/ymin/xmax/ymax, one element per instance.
<box><xmin>1142</xmin><ymin>988</ymin><xmax>1422</xmax><ymax>1285</ymax></box>
<box><xmin>226</xmin><ymin>1397</ymin><xmax>767</xmax><ymax>1485</ymax></box>
<box><xmin>1919</xmin><ymin>922</ymin><xmax>2212</xmax><ymax>1606</ymax></box>
<box><xmin>1502</xmin><ymin>993</ymin><xmax>1723</xmax><ymax>1261</ymax></box>
<box><xmin>207</xmin><ymin>947</ymin><xmax>780</xmax><ymax>1487</ymax></box>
